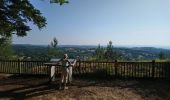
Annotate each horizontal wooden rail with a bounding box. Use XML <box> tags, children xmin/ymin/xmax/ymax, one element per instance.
<box><xmin>0</xmin><ymin>60</ymin><xmax>169</xmax><ymax>79</ymax></box>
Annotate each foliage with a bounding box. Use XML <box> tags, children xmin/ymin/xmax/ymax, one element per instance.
<box><xmin>0</xmin><ymin>37</ymin><xmax>14</xmax><ymax>60</ymax></box>
<box><xmin>12</xmin><ymin>44</ymin><xmax>170</xmax><ymax>61</ymax></box>
<box><xmin>0</xmin><ymin>0</ymin><xmax>68</xmax><ymax>60</ymax></box>
<box><xmin>13</xmin><ymin>44</ymin><xmax>50</xmax><ymax>61</ymax></box>
<box><xmin>0</xmin><ymin>0</ymin><xmax>68</xmax><ymax>39</ymax></box>
<box><xmin>154</xmin><ymin>59</ymin><xmax>170</xmax><ymax>62</ymax></box>
<box><xmin>0</xmin><ymin>0</ymin><xmax>46</xmax><ymax>39</ymax></box>
<box><xmin>158</xmin><ymin>52</ymin><xmax>166</xmax><ymax>60</ymax></box>
<box><xmin>50</xmin><ymin>37</ymin><xmax>58</xmax><ymax>48</ymax></box>
<box><xmin>47</xmin><ymin>37</ymin><xmax>59</xmax><ymax>58</ymax></box>
<box><xmin>50</xmin><ymin>0</ymin><xmax>69</xmax><ymax>5</ymax></box>
<box><xmin>104</xmin><ymin>41</ymin><xmax>122</xmax><ymax>60</ymax></box>
<box><xmin>104</xmin><ymin>41</ymin><xmax>115</xmax><ymax>60</ymax></box>
<box><xmin>94</xmin><ymin>44</ymin><xmax>105</xmax><ymax>60</ymax></box>
<box><xmin>94</xmin><ymin>41</ymin><xmax>122</xmax><ymax>61</ymax></box>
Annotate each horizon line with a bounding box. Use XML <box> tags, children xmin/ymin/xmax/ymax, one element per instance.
<box><xmin>12</xmin><ymin>43</ymin><xmax>170</xmax><ymax>49</ymax></box>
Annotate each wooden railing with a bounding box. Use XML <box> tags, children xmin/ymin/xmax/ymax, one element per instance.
<box><xmin>74</xmin><ymin>60</ymin><xmax>170</xmax><ymax>79</ymax></box>
<box><xmin>0</xmin><ymin>60</ymin><xmax>49</xmax><ymax>75</ymax></box>
<box><xmin>0</xmin><ymin>60</ymin><xmax>170</xmax><ymax>79</ymax></box>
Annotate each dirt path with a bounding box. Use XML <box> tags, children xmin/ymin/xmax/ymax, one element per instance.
<box><xmin>0</xmin><ymin>75</ymin><xmax>170</xmax><ymax>100</ymax></box>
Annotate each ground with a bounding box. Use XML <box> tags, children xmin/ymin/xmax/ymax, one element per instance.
<box><xmin>0</xmin><ymin>74</ymin><xmax>170</xmax><ymax>100</ymax></box>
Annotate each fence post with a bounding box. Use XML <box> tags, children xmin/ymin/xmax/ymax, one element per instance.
<box><xmin>152</xmin><ymin>60</ymin><xmax>155</xmax><ymax>78</ymax></box>
<box><xmin>115</xmin><ymin>60</ymin><xmax>118</xmax><ymax>78</ymax></box>
<box><xmin>18</xmin><ymin>59</ymin><xmax>21</xmax><ymax>75</ymax></box>
<box><xmin>78</xmin><ymin>60</ymin><xmax>81</xmax><ymax>75</ymax></box>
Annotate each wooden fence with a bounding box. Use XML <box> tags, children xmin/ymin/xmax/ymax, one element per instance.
<box><xmin>0</xmin><ymin>60</ymin><xmax>49</xmax><ymax>75</ymax></box>
<box><xmin>0</xmin><ymin>60</ymin><xmax>170</xmax><ymax>79</ymax></box>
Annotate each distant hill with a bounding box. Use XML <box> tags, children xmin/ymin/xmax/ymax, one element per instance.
<box><xmin>115</xmin><ymin>47</ymin><xmax>170</xmax><ymax>60</ymax></box>
<box><xmin>12</xmin><ymin>44</ymin><xmax>170</xmax><ymax>61</ymax></box>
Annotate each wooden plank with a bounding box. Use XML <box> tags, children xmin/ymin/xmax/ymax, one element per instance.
<box><xmin>152</xmin><ymin>60</ymin><xmax>155</xmax><ymax>78</ymax></box>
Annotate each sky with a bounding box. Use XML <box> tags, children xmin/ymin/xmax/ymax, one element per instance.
<box><xmin>13</xmin><ymin>0</ymin><xmax>170</xmax><ymax>48</ymax></box>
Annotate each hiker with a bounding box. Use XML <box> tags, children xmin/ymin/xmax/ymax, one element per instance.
<box><xmin>67</xmin><ymin>59</ymin><xmax>77</xmax><ymax>84</ymax></box>
<box><xmin>58</xmin><ymin>54</ymin><xmax>71</xmax><ymax>90</ymax></box>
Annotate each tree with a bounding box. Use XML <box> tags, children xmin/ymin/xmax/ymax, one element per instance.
<box><xmin>94</xmin><ymin>44</ymin><xmax>105</xmax><ymax>60</ymax></box>
<box><xmin>0</xmin><ymin>37</ymin><xmax>14</xmax><ymax>60</ymax></box>
<box><xmin>0</xmin><ymin>0</ymin><xmax>68</xmax><ymax>41</ymax></box>
<box><xmin>104</xmin><ymin>41</ymin><xmax>121</xmax><ymax>60</ymax></box>
<box><xmin>94</xmin><ymin>41</ymin><xmax>122</xmax><ymax>61</ymax></box>
<box><xmin>51</xmin><ymin>37</ymin><xmax>58</xmax><ymax>48</ymax></box>
<box><xmin>159</xmin><ymin>52</ymin><xmax>166</xmax><ymax>60</ymax></box>
<box><xmin>48</xmin><ymin>37</ymin><xmax>58</xmax><ymax>58</ymax></box>
<box><xmin>104</xmin><ymin>41</ymin><xmax>114</xmax><ymax>60</ymax></box>
<box><xmin>0</xmin><ymin>0</ymin><xmax>68</xmax><ymax>60</ymax></box>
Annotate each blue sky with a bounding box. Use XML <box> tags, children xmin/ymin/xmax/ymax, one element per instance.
<box><xmin>13</xmin><ymin>0</ymin><xmax>170</xmax><ymax>47</ymax></box>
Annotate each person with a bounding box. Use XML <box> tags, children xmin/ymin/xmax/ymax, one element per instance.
<box><xmin>67</xmin><ymin>59</ymin><xmax>77</xmax><ymax>84</ymax></box>
<box><xmin>58</xmin><ymin>54</ymin><xmax>71</xmax><ymax>90</ymax></box>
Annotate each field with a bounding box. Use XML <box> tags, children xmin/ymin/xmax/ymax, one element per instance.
<box><xmin>0</xmin><ymin>74</ymin><xmax>170</xmax><ymax>100</ymax></box>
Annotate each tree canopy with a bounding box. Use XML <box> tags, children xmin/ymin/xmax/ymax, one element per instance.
<box><xmin>50</xmin><ymin>0</ymin><xmax>69</xmax><ymax>5</ymax></box>
<box><xmin>0</xmin><ymin>0</ymin><xmax>68</xmax><ymax>41</ymax></box>
<box><xmin>48</xmin><ymin>37</ymin><xmax>59</xmax><ymax>58</ymax></box>
<box><xmin>93</xmin><ymin>41</ymin><xmax>122</xmax><ymax>61</ymax></box>
<box><xmin>0</xmin><ymin>0</ymin><xmax>68</xmax><ymax>59</ymax></box>
<box><xmin>0</xmin><ymin>37</ymin><xmax>14</xmax><ymax>60</ymax></box>
<box><xmin>94</xmin><ymin>44</ymin><xmax>105</xmax><ymax>60</ymax></box>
